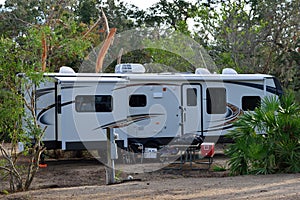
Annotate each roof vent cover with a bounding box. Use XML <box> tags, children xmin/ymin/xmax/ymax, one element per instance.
<box><xmin>59</xmin><ymin>66</ymin><xmax>75</xmax><ymax>74</ymax></box>
<box><xmin>195</xmin><ymin>68</ymin><xmax>211</xmax><ymax>75</ymax></box>
<box><xmin>222</xmin><ymin>68</ymin><xmax>238</xmax><ymax>75</ymax></box>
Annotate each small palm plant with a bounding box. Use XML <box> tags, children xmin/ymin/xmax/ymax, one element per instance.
<box><xmin>226</xmin><ymin>93</ymin><xmax>300</xmax><ymax>175</ymax></box>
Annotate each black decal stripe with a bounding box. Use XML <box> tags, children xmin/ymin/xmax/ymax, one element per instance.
<box><xmin>61</xmin><ymin>101</ymin><xmax>74</xmax><ymax>107</ymax></box>
<box><xmin>36</xmin><ymin>85</ymin><xmax>88</xmax><ymax>100</ymax></box>
<box><xmin>36</xmin><ymin>87</ymin><xmax>55</xmax><ymax>98</ymax></box>
<box><xmin>61</xmin><ymin>86</ymin><xmax>88</xmax><ymax>90</ymax></box>
<box><xmin>223</xmin><ymin>81</ymin><xmax>282</xmax><ymax>95</ymax></box>
<box><xmin>224</xmin><ymin>81</ymin><xmax>263</xmax><ymax>90</ymax></box>
<box><xmin>113</xmin><ymin>83</ymin><xmax>180</xmax><ymax>90</ymax></box>
<box><xmin>266</xmin><ymin>86</ymin><xmax>283</xmax><ymax>95</ymax></box>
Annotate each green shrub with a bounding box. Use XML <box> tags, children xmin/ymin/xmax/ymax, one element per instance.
<box><xmin>212</xmin><ymin>164</ymin><xmax>227</xmax><ymax>172</ymax></box>
<box><xmin>226</xmin><ymin>93</ymin><xmax>300</xmax><ymax>175</ymax></box>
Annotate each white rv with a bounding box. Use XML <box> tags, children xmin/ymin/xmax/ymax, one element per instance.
<box><xmin>24</xmin><ymin>64</ymin><xmax>283</xmax><ymax>152</ymax></box>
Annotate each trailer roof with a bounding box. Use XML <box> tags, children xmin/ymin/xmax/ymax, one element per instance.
<box><xmin>45</xmin><ymin>72</ymin><xmax>274</xmax><ymax>82</ymax></box>
<box><xmin>126</xmin><ymin>73</ymin><xmax>274</xmax><ymax>81</ymax></box>
<box><xmin>54</xmin><ymin>76</ymin><xmax>128</xmax><ymax>83</ymax></box>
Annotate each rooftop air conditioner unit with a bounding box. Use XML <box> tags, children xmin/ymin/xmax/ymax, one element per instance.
<box><xmin>115</xmin><ymin>63</ymin><xmax>145</xmax><ymax>74</ymax></box>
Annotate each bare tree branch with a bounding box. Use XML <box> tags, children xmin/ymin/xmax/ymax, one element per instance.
<box><xmin>82</xmin><ymin>16</ymin><xmax>102</xmax><ymax>39</ymax></box>
<box><xmin>41</xmin><ymin>32</ymin><xmax>47</xmax><ymax>72</ymax></box>
<box><xmin>95</xmin><ymin>28</ymin><xmax>117</xmax><ymax>73</ymax></box>
<box><xmin>101</xmin><ymin>7</ymin><xmax>110</xmax><ymax>36</ymax></box>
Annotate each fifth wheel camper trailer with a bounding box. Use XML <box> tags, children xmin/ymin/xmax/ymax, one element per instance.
<box><xmin>22</xmin><ymin>64</ymin><xmax>283</xmax><ymax>153</ymax></box>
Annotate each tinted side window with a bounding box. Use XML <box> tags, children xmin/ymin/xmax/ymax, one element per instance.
<box><xmin>242</xmin><ymin>96</ymin><xmax>261</xmax><ymax>111</ymax></box>
<box><xmin>207</xmin><ymin>88</ymin><xmax>226</xmax><ymax>114</ymax></box>
<box><xmin>75</xmin><ymin>95</ymin><xmax>112</xmax><ymax>112</ymax></box>
<box><xmin>129</xmin><ymin>95</ymin><xmax>147</xmax><ymax>107</ymax></box>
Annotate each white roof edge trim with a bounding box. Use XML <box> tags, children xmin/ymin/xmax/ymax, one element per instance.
<box><xmin>54</xmin><ymin>76</ymin><xmax>128</xmax><ymax>83</ymax></box>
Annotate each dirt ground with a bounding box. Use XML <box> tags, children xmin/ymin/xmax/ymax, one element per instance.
<box><xmin>1</xmin><ymin>151</ymin><xmax>300</xmax><ymax>200</ymax></box>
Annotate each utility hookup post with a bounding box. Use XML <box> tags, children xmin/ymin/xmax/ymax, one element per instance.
<box><xmin>105</xmin><ymin>128</ymin><xmax>117</xmax><ymax>184</ymax></box>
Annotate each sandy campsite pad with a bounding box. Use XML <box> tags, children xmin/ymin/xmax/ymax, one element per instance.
<box><xmin>2</xmin><ymin>173</ymin><xmax>300</xmax><ymax>200</ymax></box>
<box><xmin>1</xmin><ymin>155</ymin><xmax>300</xmax><ymax>200</ymax></box>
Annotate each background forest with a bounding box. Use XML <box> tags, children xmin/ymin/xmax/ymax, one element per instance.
<box><xmin>0</xmin><ymin>0</ymin><xmax>299</xmax><ymax>94</ymax></box>
<box><xmin>0</xmin><ymin>0</ymin><xmax>299</xmax><ymax>191</ymax></box>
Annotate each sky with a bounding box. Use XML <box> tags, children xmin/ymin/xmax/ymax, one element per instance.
<box><xmin>124</xmin><ymin>0</ymin><xmax>161</xmax><ymax>9</ymax></box>
<box><xmin>0</xmin><ymin>0</ymin><xmax>161</xmax><ymax>9</ymax></box>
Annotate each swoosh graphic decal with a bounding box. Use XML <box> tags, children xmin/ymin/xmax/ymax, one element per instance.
<box><xmin>203</xmin><ymin>124</ymin><xmax>234</xmax><ymax>133</ymax></box>
<box><xmin>37</xmin><ymin>104</ymin><xmax>56</xmax><ymax>124</ymax></box>
<box><xmin>37</xmin><ymin>85</ymin><xmax>89</xmax><ymax>124</ymax></box>
<box><xmin>37</xmin><ymin>101</ymin><xmax>74</xmax><ymax>125</ymax></box>
<box><xmin>206</xmin><ymin>103</ymin><xmax>243</xmax><ymax>131</ymax></box>
<box><xmin>94</xmin><ymin>113</ymin><xmax>164</xmax><ymax>129</ymax></box>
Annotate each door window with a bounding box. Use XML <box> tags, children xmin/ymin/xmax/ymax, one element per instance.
<box><xmin>187</xmin><ymin>88</ymin><xmax>197</xmax><ymax>106</ymax></box>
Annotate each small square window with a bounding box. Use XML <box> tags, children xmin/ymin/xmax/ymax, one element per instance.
<box><xmin>129</xmin><ymin>95</ymin><xmax>147</xmax><ymax>107</ymax></box>
<box><xmin>242</xmin><ymin>96</ymin><xmax>261</xmax><ymax>111</ymax></box>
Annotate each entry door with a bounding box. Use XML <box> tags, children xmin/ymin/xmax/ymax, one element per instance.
<box><xmin>182</xmin><ymin>84</ymin><xmax>202</xmax><ymax>135</ymax></box>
